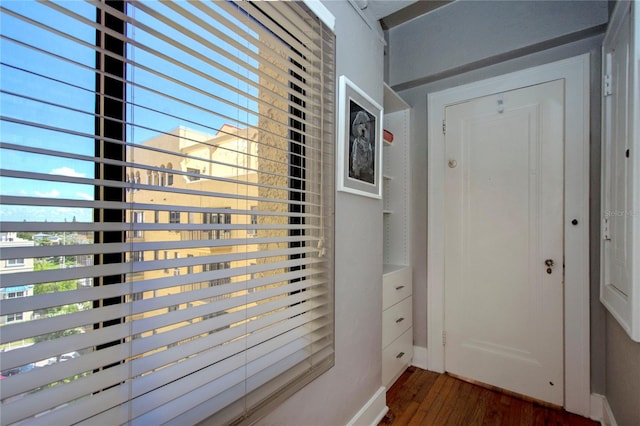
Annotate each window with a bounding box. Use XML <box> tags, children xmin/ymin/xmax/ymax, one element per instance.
<box><xmin>131</xmin><ymin>251</ymin><xmax>144</xmax><ymax>262</ymax></box>
<box><xmin>187</xmin><ymin>254</ymin><xmax>194</xmax><ymax>275</ymax></box>
<box><xmin>248</xmin><ymin>205</ymin><xmax>258</xmax><ymax>236</ymax></box>
<box><xmin>0</xmin><ymin>2</ymin><xmax>334</xmax><ymax>425</ymax></box>
<box><xmin>166</xmin><ymin>163</ymin><xmax>174</xmax><ymax>186</ymax></box>
<box><xmin>169</xmin><ymin>211</ymin><xmax>180</xmax><ymax>224</ymax></box>
<box><xmin>158</xmin><ymin>165</ymin><xmax>165</xmax><ymax>186</ymax></box>
<box><xmin>6</xmin><ymin>312</ymin><xmax>23</xmax><ymax>323</ymax></box>
<box><xmin>131</xmin><ymin>211</ymin><xmax>144</xmax><ymax>238</ymax></box>
<box><xmin>203</xmin><ymin>261</ymin><xmax>232</xmax><ymax>287</ymax></box>
<box><xmin>186</xmin><ymin>167</ymin><xmax>201</xmax><ymax>181</ymax></box>
<box><xmin>6</xmin><ymin>258</ymin><xmax>25</xmax><ymax>267</ymax></box>
<box><xmin>203</xmin><ymin>210</ymin><xmax>232</xmax><ymax>239</ymax></box>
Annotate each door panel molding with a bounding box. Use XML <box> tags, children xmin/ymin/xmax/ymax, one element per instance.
<box><xmin>427</xmin><ymin>54</ymin><xmax>590</xmax><ymax>416</ymax></box>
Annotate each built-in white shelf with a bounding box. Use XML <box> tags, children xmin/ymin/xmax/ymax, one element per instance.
<box><xmin>382</xmin><ymin>84</ymin><xmax>412</xmax><ymax>389</ymax></box>
<box><xmin>383</xmin><ymin>263</ymin><xmax>409</xmax><ymax>276</ymax></box>
<box><xmin>382</xmin><ymin>83</ymin><xmax>410</xmax><ymax>267</ymax></box>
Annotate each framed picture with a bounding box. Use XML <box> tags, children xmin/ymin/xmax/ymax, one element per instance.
<box><xmin>337</xmin><ymin>75</ymin><xmax>383</xmax><ymax>198</ymax></box>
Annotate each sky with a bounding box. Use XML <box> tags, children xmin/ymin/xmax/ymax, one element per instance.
<box><xmin>0</xmin><ymin>0</ymin><xmax>259</xmax><ymax>223</ymax></box>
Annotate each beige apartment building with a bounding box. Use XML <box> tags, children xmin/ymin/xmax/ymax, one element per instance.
<box><xmin>124</xmin><ymin>124</ymin><xmax>273</xmax><ymax>339</ymax></box>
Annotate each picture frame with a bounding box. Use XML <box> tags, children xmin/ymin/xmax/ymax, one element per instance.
<box><xmin>337</xmin><ymin>75</ymin><xmax>383</xmax><ymax>199</ymax></box>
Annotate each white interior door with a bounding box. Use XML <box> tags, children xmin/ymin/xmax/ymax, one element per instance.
<box><xmin>444</xmin><ymin>79</ymin><xmax>564</xmax><ymax>405</ymax></box>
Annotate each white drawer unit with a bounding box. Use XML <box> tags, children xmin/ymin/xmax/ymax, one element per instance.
<box><xmin>382</xmin><ymin>296</ymin><xmax>412</xmax><ymax>348</ymax></box>
<box><xmin>382</xmin><ymin>265</ymin><xmax>412</xmax><ymax>310</ymax></box>
<box><xmin>382</xmin><ymin>327</ymin><xmax>413</xmax><ymax>388</ymax></box>
<box><xmin>382</xmin><ymin>265</ymin><xmax>412</xmax><ymax>389</ymax></box>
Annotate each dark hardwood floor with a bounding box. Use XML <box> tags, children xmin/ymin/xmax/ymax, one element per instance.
<box><xmin>380</xmin><ymin>367</ymin><xmax>598</xmax><ymax>426</ymax></box>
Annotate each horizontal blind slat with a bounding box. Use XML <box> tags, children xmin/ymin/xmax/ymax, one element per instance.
<box><xmin>87</xmin><ymin>1</ymin><xmax>325</xmax><ymax>133</ymax></box>
<box><xmin>2</xmin><ymin>364</ymin><xmax>129</xmax><ymax>425</ymax></box>
<box><xmin>1</xmin><ymin>303</ymin><xmax>129</xmax><ymax>343</ymax></box>
<box><xmin>0</xmin><ymin>323</ymin><xmax>130</xmax><ymax>371</ymax></box>
<box><xmin>18</xmin><ymin>384</ymin><xmax>128</xmax><ymax>426</ymax></box>
<box><xmin>132</xmin><ymin>1</ymin><xmax>320</xmax><ymax>104</ymax></box>
<box><xmin>1</xmin><ymin>344</ymin><xmax>129</xmax><ymax>400</ymax></box>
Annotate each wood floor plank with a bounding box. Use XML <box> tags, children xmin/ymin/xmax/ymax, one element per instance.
<box><xmin>465</xmin><ymin>387</ymin><xmax>491</xmax><ymax>426</ymax></box>
<box><xmin>481</xmin><ymin>389</ymin><xmax>505</xmax><ymax>425</ymax></box>
<box><xmin>407</xmin><ymin>374</ymin><xmax>450</xmax><ymax>425</ymax></box>
<box><xmin>430</xmin><ymin>376</ymin><xmax>460</xmax><ymax>424</ymax></box>
<box><xmin>380</xmin><ymin>368</ymin><xmax>599</xmax><ymax>426</ymax></box>
<box><xmin>444</xmin><ymin>380</ymin><xmax>474</xmax><ymax>425</ymax></box>
<box><xmin>392</xmin><ymin>400</ymin><xmax>420</xmax><ymax>426</ymax></box>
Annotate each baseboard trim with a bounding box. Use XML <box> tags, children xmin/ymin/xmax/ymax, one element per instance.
<box><xmin>411</xmin><ymin>345</ymin><xmax>428</xmax><ymax>370</ymax></box>
<box><xmin>590</xmin><ymin>394</ymin><xmax>604</xmax><ymax>422</ymax></box>
<box><xmin>602</xmin><ymin>396</ymin><xmax>618</xmax><ymax>426</ymax></box>
<box><xmin>346</xmin><ymin>386</ymin><xmax>388</xmax><ymax>426</ymax></box>
<box><xmin>590</xmin><ymin>393</ymin><xmax>618</xmax><ymax>426</ymax></box>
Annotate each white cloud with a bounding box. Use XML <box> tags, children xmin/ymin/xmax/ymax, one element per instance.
<box><xmin>51</xmin><ymin>167</ymin><xmax>85</xmax><ymax>178</ymax></box>
<box><xmin>76</xmin><ymin>192</ymin><xmax>93</xmax><ymax>201</ymax></box>
<box><xmin>35</xmin><ymin>189</ymin><xmax>61</xmax><ymax>198</ymax></box>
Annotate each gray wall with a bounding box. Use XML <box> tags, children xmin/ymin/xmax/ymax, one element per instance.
<box><xmin>388</xmin><ymin>0</ymin><xmax>608</xmax><ymax>90</ymax></box>
<box><xmin>606</xmin><ymin>313</ymin><xmax>640</xmax><ymax>425</ymax></box>
<box><xmin>260</xmin><ymin>2</ymin><xmax>385</xmax><ymax>424</ymax></box>
<box><xmin>386</xmin><ymin>0</ymin><xmax>609</xmax><ymax>396</ymax></box>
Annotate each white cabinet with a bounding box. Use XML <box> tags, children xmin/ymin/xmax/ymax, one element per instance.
<box><xmin>601</xmin><ymin>0</ymin><xmax>640</xmax><ymax>342</ymax></box>
<box><xmin>382</xmin><ymin>85</ymin><xmax>413</xmax><ymax>387</ymax></box>
<box><xmin>382</xmin><ymin>265</ymin><xmax>412</xmax><ymax>388</ymax></box>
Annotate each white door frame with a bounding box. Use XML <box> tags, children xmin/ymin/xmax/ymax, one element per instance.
<box><xmin>427</xmin><ymin>54</ymin><xmax>591</xmax><ymax>416</ymax></box>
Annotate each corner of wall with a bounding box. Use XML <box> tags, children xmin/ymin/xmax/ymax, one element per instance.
<box><xmin>411</xmin><ymin>345</ymin><xmax>428</xmax><ymax>370</ymax></box>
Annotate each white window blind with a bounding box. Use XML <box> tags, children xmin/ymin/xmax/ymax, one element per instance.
<box><xmin>0</xmin><ymin>1</ymin><xmax>335</xmax><ymax>425</ymax></box>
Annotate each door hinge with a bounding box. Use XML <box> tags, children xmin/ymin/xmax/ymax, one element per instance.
<box><xmin>603</xmin><ymin>217</ymin><xmax>611</xmax><ymax>240</ymax></box>
<box><xmin>442</xmin><ymin>120</ymin><xmax>446</xmax><ymax>135</ymax></box>
<box><xmin>442</xmin><ymin>331</ymin><xmax>446</xmax><ymax>346</ymax></box>
<box><xmin>603</xmin><ymin>74</ymin><xmax>612</xmax><ymax>96</ymax></box>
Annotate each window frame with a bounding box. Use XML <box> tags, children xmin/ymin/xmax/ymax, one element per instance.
<box><xmin>0</xmin><ymin>1</ymin><xmax>335</xmax><ymax>423</ymax></box>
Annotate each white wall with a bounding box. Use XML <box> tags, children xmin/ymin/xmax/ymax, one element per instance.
<box><xmin>260</xmin><ymin>2</ymin><xmax>386</xmax><ymax>425</ymax></box>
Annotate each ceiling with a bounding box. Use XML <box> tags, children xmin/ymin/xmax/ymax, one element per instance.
<box><xmin>364</xmin><ymin>0</ymin><xmax>419</xmax><ymax>20</ymax></box>
<box><xmin>365</xmin><ymin>0</ymin><xmax>454</xmax><ymax>29</ymax></box>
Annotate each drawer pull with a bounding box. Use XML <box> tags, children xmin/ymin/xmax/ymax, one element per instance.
<box><xmin>395</xmin><ymin>285</ymin><xmax>405</xmax><ymax>291</ymax></box>
<box><xmin>396</xmin><ymin>352</ymin><xmax>405</xmax><ymax>359</ymax></box>
<box><xmin>395</xmin><ymin>317</ymin><xmax>405</xmax><ymax>324</ymax></box>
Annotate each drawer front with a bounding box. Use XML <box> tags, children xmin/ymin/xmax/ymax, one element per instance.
<box><xmin>383</xmin><ymin>267</ymin><xmax>411</xmax><ymax>310</ymax></box>
<box><xmin>382</xmin><ymin>327</ymin><xmax>413</xmax><ymax>388</ymax></box>
<box><xmin>382</xmin><ymin>297</ymin><xmax>412</xmax><ymax>348</ymax></box>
